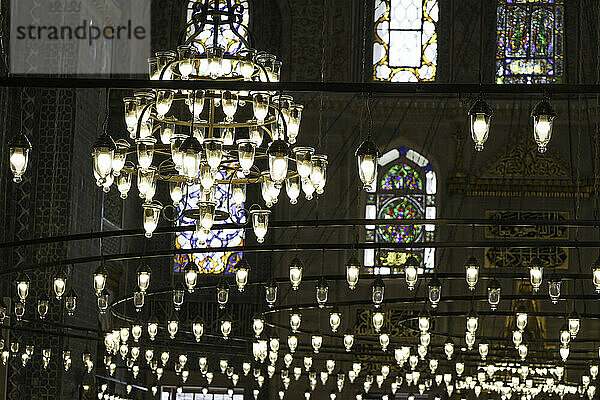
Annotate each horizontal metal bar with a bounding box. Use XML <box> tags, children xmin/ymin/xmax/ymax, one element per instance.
<box><xmin>1</xmin><ymin>218</ymin><xmax>597</xmax><ymax>250</ymax></box>
<box><xmin>2</xmin><ymin>77</ymin><xmax>600</xmax><ymax>95</ymax></box>
<box><xmin>2</xmin><ymin>239</ymin><xmax>600</xmax><ymax>276</ymax></box>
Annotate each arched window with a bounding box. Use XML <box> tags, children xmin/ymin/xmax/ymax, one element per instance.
<box><xmin>373</xmin><ymin>0</ymin><xmax>438</xmax><ymax>82</ymax></box>
<box><xmin>186</xmin><ymin>0</ymin><xmax>251</xmax><ymax>54</ymax></box>
<box><xmin>174</xmin><ymin>0</ymin><xmax>251</xmax><ymax>274</ymax></box>
<box><xmin>364</xmin><ymin>147</ymin><xmax>437</xmax><ymax>275</ymax></box>
<box><xmin>496</xmin><ymin>0</ymin><xmax>564</xmax><ymax>84</ymax></box>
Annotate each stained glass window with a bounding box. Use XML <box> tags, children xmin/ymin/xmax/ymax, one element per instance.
<box><xmin>496</xmin><ymin>0</ymin><xmax>564</xmax><ymax>84</ymax></box>
<box><xmin>174</xmin><ymin>170</ymin><xmax>246</xmax><ymax>274</ymax></box>
<box><xmin>373</xmin><ymin>0</ymin><xmax>438</xmax><ymax>82</ymax></box>
<box><xmin>187</xmin><ymin>0</ymin><xmax>250</xmax><ymax>54</ymax></box>
<box><xmin>365</xmin><ymin>147</ymin><xmax>436</xmax><ymax>275</ymax></box>
<box><xmin>175</xmin><ymin>0</ymin><xmax>250</xmax><ymax>274</ymax></box>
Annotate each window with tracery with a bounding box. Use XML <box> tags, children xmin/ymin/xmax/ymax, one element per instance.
<box><xmin>365</xmin><ymin>147</ymin><xmax>436</xmax><ymax>275</ymax></box>
<box><xmin>496</xmin><ymin>0</ymin><xmax>564</xmax><ymax>84</ymax></box>
<box><xmin>186</xmin><ymin>0</ymin><xmax>250</xmax><ymax>54</ymax></box>
<box><xmin>373</xmin><ymin>0</ymin><xmax>438</xmax><ymax>82</ymax></box>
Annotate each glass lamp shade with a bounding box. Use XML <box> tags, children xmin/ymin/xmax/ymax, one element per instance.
<box><xmin>220</xmin><ymin>317</ymin><xmax>232</xmax><ymax>339</ymax></box>
<box><xmin>123</xmin><ymin>96</ymin><xmax>139</xmax><ymax>132</ymax></box>
<box><xmin>98</xmin><ymin>290</ymin><xmax>110</xmax><ymax>314</ymax></box>
<box><xmin>237</xmin><ymin>139</ymin><xmax>256</xmax><ymax>175</ymax></box>
<box><xmin>529</xmin><ymin>258</ymin><xmax>544</xmax><ymax>292</ymax></box>
<box><xmin>53</xmin><ymin>271</ymin><xmax>67</xmax><ymax>300</ymax></box>
<box><xmin>519</xmin><ymin>343</ymin><xmax>528</xmax><ymax>360</ymax></box>
<box><xmin>311</xmin><ymin>335</ymin><xmax>323</xmax><ymax>353</ymax></box>
<box><xmin>559</xmin><ymin>345</ymin><xmax>569</xmax><ymax>361</ymax></box>
<box><xmin>147</xmin><ymin>317</ymin><xmax>159</xmax><ymax>340</ymax></box>
<box><xmin>216</xmin><ymin>280</ymin><xmax>230</xmax><ymax>309</ymax></box>
<box><xmin>531</xmin><ymin>99</ymin><xmax>557</xmax><ymax>153</ymax></box>
<box><xmin>265</xmin><ymin>279</ymin><xmax>278</xmax><ymax>307</ymax></box>
<box><xmin>235</xmin><ymin>260</ymin><xmax>250</xmax><ymax>292</ymax></box>
<box><xmin>301</xmin><ymin>178</ymin><xmax>315</xmax><ymax>200</ymax></box>
<box><xmin>37</xmin><ymin>298</ymin><xmax>49</xmax><ymax>319</ymax></box>
<box><xmin>221</xmin><ymin>91</ymin><xmax>239</xmax><ymax>120</ymax></box>
<box><xmin>256</xmin><ymin>53</ymin><xmax>281</xmax><ymax>82</ymax></box>
<box><xmin>464</xmin><ymin>256</ymin><xmax>480</xmax><ymax>290</ymax></box>
<box><xmin>180</xmin><ymin>136</ymin><xmax>203</xmax><ymax>180</ymax></box>
<box><xmin>379</xmin><ymin>332</ymin><xmax>390</xmax><ymax>351</ymax></box>
<box><xmin>156</xmin><ymin>89</ymin><xmax>174</xmax><ymax>118</ymax></box>
<box><xmin>487</xmin><ymin>278</ymin><xmax>501</xmax><ymax>310</ymax></box>
<box><xmin>267</xmin><ymin>139</ymin><xmax>291</xmax><ymax>184</ymax></box>
<box><xmin>170</xmin><ymin>133</ymin><xmax>188</xmax><ymax>171</ymax></box>
<box><xmin>512</xmin><ymin>330</ymin><xmax>523</xmax><ymax>347</ymax></box>
<box><xmin>310</xmin><ymin>154</ymin><xmax>327</xmax><ymax>194</ymax></box>
<box><xmin>136</xmin><ymin>264</ymin><xmax>151</xmax><ymax>292</ymax></box>
<box><xmin>199</xmin><ymin>201</ymin><xmax>216</xmax><ymax>230</ymax></box>
<box><xmin>287</xmin><ymin>104</ymin><xmax>304</xmax><ymax>144</ymax></box>
<box><xmin>372</xmin><ymin>311</ymin><xmax>385</xmax><ymax>332</ymax></box>
<box><xmin>177</xmin><ymin>44</ymin><xmax>197</xmax><ymax>78</ymax></box>
<box><xmin>252</xmin><ymin>92</ymin><xmax>269</xmax><ymax>123</ymax></box>
<box><xmin>137</xmin><ymin>166</ymin><xmax>157</xmax><ymax>199</ymax></box>
<box><xmin>117</xmin><ymin>171</ymin><xmax>132</xmax><ymax>199</ymax></box>
<box><xmin>289</xmin><ymin>312</ymin><xmax>301</xmax><ymax>333</ymax></box>
<box><xmin>167</xmin><ymin>317</ymin><xmax>179</xmax><ymax>339</ymax></box>
<box><xmin>289</xmin><ymin>257</ymin><xmax>303</xmax><ymax>290</ymax></box>
<box><xmin>252</xmin><ymin>315</ymin><xmax>265</xmax><ymax>338</ymax></box>
<box><xmin>285</xmin><ymin>175</ymin><xmax>301</xmax><ymax>204</ymax></box>
<box><xmin>444</xmin><ymin>338</ymin><xmax>454</xmax><ymax>360</ymax></box>
<box><xmin>516</xmin><ymin>312</ymin><xmax>528</xmax><ymax>331</ymax></box>
<box><xmin>315</xmin><ymin>277</ymin><xmax>329</xmax><ymax>307</ymax></box>
<box><xmin>136</xmin><ymin>137</ymin><xmax>156</xmax><ymax>170</ymax></box>
<box><xmin>329</xmin><ymin>309</ymin><xmax>341</xmax><ymax>332</ymax></box>
<box><xmin>204</xmin><ymin>138</ymin><xmax>223</xmax><ymax>170</ymax></box>
<box><xmin>91</xmin><ymin>133</ymin><xmax>116</xmax><ymax>183</ymax></box>
<box><xmin>172</xmin><ymin>284</ymin><xmax>185</xmax><ymax>311</ymax></box>
<box><xmin>142</xmin><ymin>201</ymin><xmax>162</xmax><ymax>238</ymax></box>
<box><xmin>404</xmin><ymin>256</ymin><xmax>420</xmax><ymax>290</ymax></box>
<box><xmin>592</xmin><ymin>257</ymin><xmax>600</xmax><ymax>293</ymax></box>
<box><xmin>355</xmin><ymin>139</ymin><xmax>380</xmax><ymax>190</ymax></box>
<box><xmin>187</xmin><ymin>89</ymin><xmax>205</xmax><ymax>118</ymax></box>
<box><xmin>112</xmin><ymin>139</ymin><xmax>129</xmax><ymax>175</ymax></box>
<box><xmin>287</xmin><ymin>335</ymin><xmax>298</xmax><ymax>353</ymax></box>
<box><xmin>468</xmin><ymin>98</ymin><xmax>493</xmax><ymax>151</ymax></box>
<box><xmin>16</xmin><ymin>274</ymin><xmax>30</xmax><ymax>302</ymax></box>
<box><xmin>372</xmin><ymin>277</ymin><xmax>385</xmax><ymax>307</ymax></box>
<box><xmin>345</xmin><ymin>256</ymin><xmax>361</xmax><ymax>290</ymax></box>
<box><xmin>250</xmin><ymin>209</ymin><xmax>270</xmax><ymax>243</ymax></box>
<box><xmin>568</xmin><ymin>311</ymin><xmax>580</xmax><ymax>338</ymax></box>
<box><xmin>418</xmin><ymin>310</ymin><xmax>430</xmax><ymax>333</ymax></box>
<box><xmin>428</xmin><ymin>277</ymin><xmax>442</xmax><ymax>308</ymax></box>
<box><xmin>206</xmin><ymin>45</ymin><xmax>225</xmax><ymax>79</ymax></box>
<box><xmin>65</xmin><ymin>289</ymin><xmax>77</xmax><ymax>316</ymax></box>
<box><xmin>232</xmin><ymin>182</ymin><xmax>247</xmax><ymax>206</ymax></box>
<box><xmin>249</xmin><ymin>124</ymin><xmax>264</xmax><ymax>148</ymax></box>
<box><xmin>548</xmin><ymin>278</ymin><xmax>561</xmax><ymax>304</ymax></box>
<box><xmin>343</xmin><ymin>333</ymin><xmax>354</xmax><ymax>351</ymax></box>
<box><xmin>14</xmin><ymin>302</ymin><xmax>25</xmax><ymax>321</ymax></box>
<box><xmin>93</xmin><ymin>265</ymin><xmax>107</xmax><ymax>295</ymax></box>
<box><xmin>8</xmin><ymin>131</ymin><xmax>32</xmax><ymax>183</ymax></box>
<box><xmin>478</xmin><ymin>342</ymin><xmax>489</xmax><ymax>360</ymax></box>
<box><xmin>184</xmin><ymin>262</ymin><xmax>199</xmax><ymax>292</ymax></box>
<box><xmin>293</xmin><ymin>147</ymin><xmax>315</xmax><ymax>179</ymax></box>
<box><xmin>192</xmin><ymin>318</ymin><xmax>204</xmax><ymax>342</ymax></box>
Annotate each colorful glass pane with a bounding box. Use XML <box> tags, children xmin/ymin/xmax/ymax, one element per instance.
<box><xmin>496</xmin><ymin>0</ymin><xmax>563</xmax><ymax>84</ymax></box>
<box><xmin>373</xmin><ymin>0</ymin><xmax>438</xmax><ymax>82</ymax></box>
<box><xmin>174</xmin><ymin>169</ymin><xmax>246</xmax><ymax>274</ymax></box>
<box><xmin>377</xmin><ymin>197</ymin><xmax>423</xmax><ymax>243</ymax></box>
<box><xmin>380</xmin><ymin>163</ymin><xmax>423</xmax><ymax>191</ymax></box>
<box><xmin>187</xmin><ymin>0</ymin><xmax>250</xmax><ymax>54</ymax></box>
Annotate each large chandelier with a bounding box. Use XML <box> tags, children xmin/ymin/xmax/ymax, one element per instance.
<box><xmin>91</xmin><ymin>0</ymin><xmax>327</xmax><ymax>240</ymax></box>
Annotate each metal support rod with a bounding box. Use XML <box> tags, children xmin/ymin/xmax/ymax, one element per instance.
<box><xmin>3</xmin><ymin>239</ymin><xmax>600</xmax><ymax>276</ymax></box>
<box><xmin>3</xmin><ymin>77</ymin><xmax>600</xmax><ymax>95</ymax></box>
<box><xmin>1</xmin><ymin>217</ymin><xmax>600</xmax><ymax>250</ymax></box>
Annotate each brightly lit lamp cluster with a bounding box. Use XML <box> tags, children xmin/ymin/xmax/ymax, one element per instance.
<box><xmin>88</xmin><ymin>12</ymin><xmax>327</xmax><ymax>241</ymax></box>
